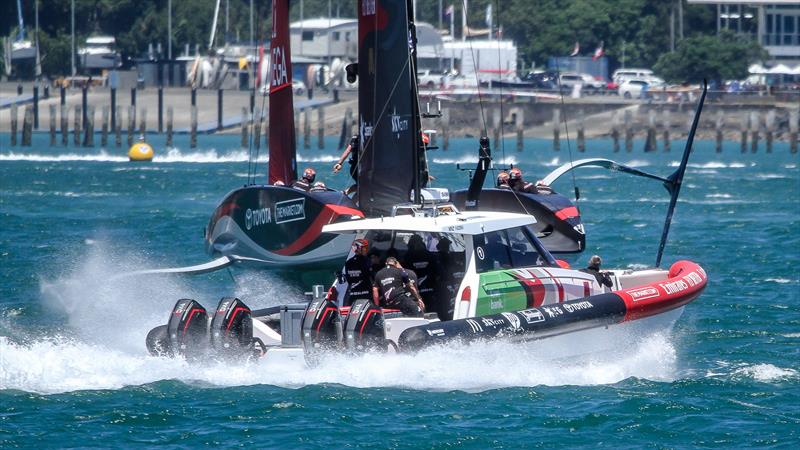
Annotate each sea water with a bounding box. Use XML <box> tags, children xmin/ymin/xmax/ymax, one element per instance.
<box><xmin>1</xmin><ymin>134</ymin><xmax>798</xmax><ymax>448</ymax></box>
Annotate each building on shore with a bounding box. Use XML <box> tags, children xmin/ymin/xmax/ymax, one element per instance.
<box><xmin>688</xmin><ymin>0</ymin><xmax>800</xmax><ymax>65</ymax></box>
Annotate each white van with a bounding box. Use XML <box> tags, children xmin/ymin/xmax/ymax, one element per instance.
<box><xmin>612</xmin><ymin>68</ymin><xmax>655</xmax><ymax>83</ymax></box>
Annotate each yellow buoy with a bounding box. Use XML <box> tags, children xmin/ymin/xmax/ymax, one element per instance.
<box><xmin>128</xmin><ymin>142</ymin><xmax>154</xmax><ymax>162</ymax></box>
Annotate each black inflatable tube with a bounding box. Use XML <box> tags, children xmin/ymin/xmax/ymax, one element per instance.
<box><xmin>397</xmin><ymin>293</ymin><xmax>627</xmax><ymax>352</ymax></box>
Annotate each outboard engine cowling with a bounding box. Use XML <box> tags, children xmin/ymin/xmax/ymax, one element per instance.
<box><xmin>145</xmin><ymin>324</ymin><xmax>171</xmax><ymax>357</ymax></box>
<box><xmin>166</xmin><ymin>298</ymin><xmax>209</xmax><ymax>358</ymax></box>
<box><xmin>209</xmin><ymin>297</ymin><xmax>253</xmax><ymax>357</ymax></box>
<box><xmin>344</xmin><ymin>300</ymin><xmax>386</xmax><ymax>351</ymax></box>
<box><xmin>301</xmin><ymin>297</ymin><xmax>342</xmax><ymax>365</ymax></box>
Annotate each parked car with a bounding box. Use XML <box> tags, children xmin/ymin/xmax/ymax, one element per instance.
<box><xmin>558</xmin><ymin>72</ymin><xmax>606</xmax><ymax>94</ymax></box>
<box><xmin>442</xmin><ymin>73</ymin><xmax>479</xmax><ymax>89</ymax></box>
<box><xmin>612</xmin><ymin>68</ymin><xmax>655</xmax><ymax>84</ymax></box>
<box><xmin>417</xmin><ymin>69</ymin><xmax>445</xmax><ymax>89</ymax></box>
<box><xmin>618</xmin><ymin>79</ymin><xmax>651</xmax><ymax>99</ymax></box>
<box><xmin>521</xmin><ymin>70</ymin><xmax>559</xmax><ymax>90</ymax></box>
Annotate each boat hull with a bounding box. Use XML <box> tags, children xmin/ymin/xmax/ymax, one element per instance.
<box><xmin>397</xmin><ymin>260</ymin><xmax>705</xmax><ymax>350</ymax></box>
<box><xmin>205</xmin><ymin>185</ymin><xmax>363</xmax><ymax>270</ymax></box>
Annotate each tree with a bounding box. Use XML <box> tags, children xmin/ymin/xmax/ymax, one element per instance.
<box><xmin>653</xmin><ymin>30</ymin><xmax>768</xmax><ymax>84</ymax></box>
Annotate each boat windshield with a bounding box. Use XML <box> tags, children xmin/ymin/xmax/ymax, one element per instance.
<box><xmin>473</xmin><ymin>226</ymin><xmax>557</xmax><ymax>273</ymax></box>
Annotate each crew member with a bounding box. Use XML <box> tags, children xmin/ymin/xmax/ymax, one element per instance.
<box><xmin>403</xmin><ymin>234</ymin><xmax>438</xmax><ymax>311</ymax></box>
<box><xmin>580</xmin><ymin>255</ymin><xmax>613</xmax><ymax>288</ymax></box>
<box><xmin>368</xmin><ymin>250</ymin><xmax>382</xmax><ymax>276</ymax></box>
<box><xmin>333</xmin><ymin>135</ymin><xmax>359</xmax><ymax>195</ymax></box>
<box><xmin>509</xmin><ymin>167</ymin><xmax>539</xmax><ymax>194</ymax></box>
<box><xmin>496</xmin><ymin>171</ymin><xmax>511</xmax><ymax>189</ymax></box>
<box><xmin>343</xmin><ymin>239</ymin><xmax>373</xmax><ymax>305</ymax></box>
<box><xmin>310</xmin><ymin>181</ymin><xmax>328</xmax><ymax>192</ymax></box>
<box><xmin>372</xmin><ymin>257</ymin><xmax>425</xmax><ymax>317</ymax></box>
<box><xmin>292</xmin><ymin>167</ymin><xmax>316</xmax><ymax>191</ymax></box>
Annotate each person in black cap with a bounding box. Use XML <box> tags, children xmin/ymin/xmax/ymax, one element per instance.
<box><xmin>580</xmin><ymin>255</ymin><xmax>613</xmax><ymax>288</ymax></box>
<box><xmin>372</xmin><ymin>257</ymin><xmax>425</xmax><ymax>317</ymax></box>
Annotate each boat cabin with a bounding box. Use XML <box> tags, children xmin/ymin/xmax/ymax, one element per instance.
<box><xmin>322</xmin><ymin>207</ymin><xmax>595</xmax><ymax>322</ymax></box>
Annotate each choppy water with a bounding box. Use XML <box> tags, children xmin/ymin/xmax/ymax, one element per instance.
<box><xmin>1</xmin><ymin>134</ymin><xmax>798</xmax><ymax>448</ymax></box>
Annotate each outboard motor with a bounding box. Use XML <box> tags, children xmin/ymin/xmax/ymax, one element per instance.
<box><xmin>209</xmin><ymin>297</ymin><xmax>253</xmax><ymax>357</ymax></box>
<box><xmin>145</xmin><ymin>324</ymin><xmax>171</xmax><ymax>357</ymax></box>
<box><xmin>301</xmin><ymin>296</ymin><xmax>342</xmax><ymax>365</ymax></box>
<box><xmin>166</xmin><ymin>298</ymin><xmax>209</xmax><ymax>359</ymax></box>
<box><xmin>344</xmin><ymin>299</ymin><xmax>386</xmax><ymax>351</ymax></box>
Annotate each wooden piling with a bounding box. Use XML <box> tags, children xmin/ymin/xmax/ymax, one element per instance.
<box><xmin>252</xmin><ymin>106</ymin><xmax>262</xmax><ymax>151</ymax></box>
<box><xmin>765</xmin><ymin>110</ymin><xmax>775</xmax><ymax>153</ymax></box>
<box><xmin>663</xmin><ymin>109</ymin><xmax>671</xmax><ymax>152</ymax></box>
<box><xmin>644</xmin><ymin>109</ymin><xmax>656</xmax><ymax>152</ymax></box>
<box><xmin>318</xmin><ymin>106</ymin><xmax>325</xmax><ymax>150</ymax></box>
<box><xmin>114</xmin><ymin>106</ymin><xmax>122</xmax><ymax>147</ymax></box>
<box><xmin>84</xmin><ymin>106</ymin><xmax>95</xmax><ymax>147</ymax></box>
<box><xmin>166</xmin><ymin>107</ymin><xmax>174</xmax><ymax>148</ymax></box>
<box><xmin>22</xmin><ymin>107</ymin><xmax>32</xmax><ymax>146</ymax></box>
<box><xmin>492</xmin><ymin>108</ymin><xmax>501</xmax><ymax>149</ymax></box>
<box><xmin>790</xmin><ymin>108</ymin><xmax>798</xmax><ymax>154</ymax></box>
<box><xmin>60</xmin><ymin>104</ymin><xmax>68</xmax><ymax>146</ymax></box>
<box><xmin>515</xmin><ymin>108</ymin><xmax>524</xmax><ymax>152</ymax></box>
<box><xmin>611</xmin><ymin>111</ymin><xmax>620</xmax><ymax>152</ymax></box>
<box><xmin>127</xmin><ymin>105</ymin><xmax>135</xmax><ymax>146</ymax></box>
<box><xmin>190</xmin><ymin>106</ymin><xmax>197</xmax><ymax>149</ymax></box>
<box><xmin>139</xmin><ymin>108</ymin><xmax>147</xmax><ymax>137</ymax></box>
<box><xmin>442</xmin><ymin>108</ymin><xmax>450</xmax><ymax>151</ymax></box>
<box><xmin>576</xmin><ymin>109</ymin><xmax>585</xmax><ymax>153</ymax></box>
<box><xmin>552</xmin><ymin>108</ymin><xmax>560</xmax><ymax>151</ymax></box>
<box><xmin>73</xmin><ymin>105</ymin><xmax>81</xmax><ymax>147</ymax></box>
<box><xmin>750</xmin><ymin>111</ymin><xmax>759</xmax><ymax>153</ymax></box>
<box><xmin>241</xmin><ymin>107</ymin><xmax>249</xmax><ymax>148</ymax></box>
<box><xmin>49</xmin><ymin>104</ymin><xmax>57</xmax><ymax>146</ymax></box>
<box><xmin>714</xmin><ymin>110</ymin><xmax>723</xmax><ymax>153</ymax></box>
<box><xmin>624</xmin><ymin>109</ymin><xmax>633</xmax><ymax>152</ymax></box>
<box><xmin>303</xmin><ymin>108</ymin><xmax>311</xmax><ymax>149</ymax></box>
<box><xmin>10</xmin><ymin>104</ymin><xmax>17</xmax><ymax>146</ymax></box>
<box><xmin>101</xmin><ymin>106</ymin><xmax>109</xmax><ymax>147</ymax></box>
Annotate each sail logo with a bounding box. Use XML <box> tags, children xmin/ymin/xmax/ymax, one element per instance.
<box><xmin>390</xmin><ymin>107</ymin><xmax>409</xmax><ymax>136</ymax></box>
<box><xmin>245</xmin><ymin>207</ymin><xmax>272</xmax><ymax>230</ymax></box>
<box><xmin>275</xmin><ymin>198</ymin><xmax>306</xmax><ymax>224</ymax></box>
<box><xmin>362</xmin><ymin>0</ymin><xmax>375</xmax><ymax>15</ymax></box>
<box><xmin>271</xmin><ymin>46</ymin><xmax>289</xmax><ymax>88</ymax></box>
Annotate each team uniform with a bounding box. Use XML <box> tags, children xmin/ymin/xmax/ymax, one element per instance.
<box><xmin>373</xmin><ymin>266</ymin><xmax>423</xmax><ymax>317</ymax></box>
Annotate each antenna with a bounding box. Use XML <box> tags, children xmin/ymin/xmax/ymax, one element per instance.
<box><xmin>655</xmin><ymin>79</ymin><xmax>707</xmax><ymax>268</ymax></box>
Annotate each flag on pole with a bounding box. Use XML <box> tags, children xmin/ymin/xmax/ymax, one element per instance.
<box><xmin>570</xmin><ymin>41</ymin><xmax>580</xmax><ymax>57</ymax></box>
<box><xmin>592</xmin><ymin>41</ymin><xmax>604</xmax><ymax>60</ymax></box>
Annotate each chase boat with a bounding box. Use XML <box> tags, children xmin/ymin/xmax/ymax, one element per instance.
<box><xmin>146</xmin><ymin>199</ymin><xmax>707</xmax><ymax>363</ymax></box>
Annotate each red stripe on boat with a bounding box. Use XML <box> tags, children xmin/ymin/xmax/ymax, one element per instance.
<box><xmin>555</xmin><ymin>206</ymin><xmax>579</xmax><ymax>220</ymax></box>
